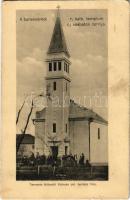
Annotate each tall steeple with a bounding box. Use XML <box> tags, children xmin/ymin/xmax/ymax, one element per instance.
<box><xmin>47</xmin><ymin>6</ymin><xmax>70</xmax><ymax>58</ymax></box>
<box><xmin>45</xmin><ymin>7</ymin><xmax>71</xmax><ymax>157</ymax></box>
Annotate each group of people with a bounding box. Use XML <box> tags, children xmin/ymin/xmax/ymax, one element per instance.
<box><xmin>17</xmin><ymin>153</ymin><xmax>91</xmax><ymax>167</ymax></box>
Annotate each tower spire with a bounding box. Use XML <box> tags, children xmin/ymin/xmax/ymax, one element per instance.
<box><xmin>47</xmin><ymin>7</ymin><xmax>70</xmax><ymax>57</ymax></box>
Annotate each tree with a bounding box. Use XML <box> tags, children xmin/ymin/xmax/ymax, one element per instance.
<box><xmin>16</xmin><ymin>93</ymin><xmax>45</xmax><ymax>154</ymax></box>
<box><xmin>16</xmin><ymin>96</ymin><xmax>27</xmax><ymax>124</ymax></box>
<box><xmin>16</xmin><ymin>100</ymin><xmax>34</xmax><ymax>153</ymax></box>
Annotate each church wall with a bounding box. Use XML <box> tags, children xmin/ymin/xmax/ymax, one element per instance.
<box><xmin>34</xmin><ymin>10</ymin><xmax>108</xmax><ymax>162</ymax></box>
<box><xmin>69</xmin><ymin>120</ymin><xmax>89</xmax><ymax>161</ymax></box>
<box><xmin>35</xmin><ymin>121</ymin><xmax>45</xmax><ymax>156</ymax></box>
<box><xmin>46</xmin><ymin>78</ymin><xmax>68</xmax><ymax>134</ymax></box>
<box><xmin>90</xmin><ymin>122</ymin><xmax>108</xmax><ymax>165</ymax></box>
<box><xmin>46</xmin><ymin>57</ymin><xmax>71</xmax><ymax>80</ymax></box>
<box><xmin>17</xmin><ymin>144</ymin><xmax>34</xmax><ymax>157</ymax></box>
<box><xmin>45</xmin><ymin>78</ymin><xmax>70</xmax><ymax>156</ymax></box>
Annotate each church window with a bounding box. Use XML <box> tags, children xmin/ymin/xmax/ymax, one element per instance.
<box><xmin>53</xmin><ymin>81</ymin><xmax>56</xmax><ymax>90</ymax></box>
<box><xmin>53</xmin><ymin>123</ymin><xmax>56</xmax><ymax>133</ymax></box>
<box><xmin>98</xmin><ymin>128</ymin><xmax>100</xmax><ymax>139</ymax></box>
<box><xmin>49</xmin><ymin>62</ymin><xmax>52</xmax><ymax>71</ymax></box>
<box><xmin>64</xmin><ymin>63</ymin><xmax>66</xmax><ymax>71</ymax></box>
<box><xmin>66</xmin><ymin>64</ymin><xmax>67</xmax><ymax>72</ymax></box>
<box><xmin>58</xmin><ymin>62</ymin><xmax>61</xmax><ymax>70</ymax></box>
<box><xmin>66</xmin><ymin>65</ymin><xmax>68</xmax><ymax>73</ymax></box>
<box><xmin>54</xmin><ymin>62</ymin><xmax>57</xmax><ymax>71</ymax></box>
<box><xmin>65</xmin><ymin>146</ymin><xmax>68</xmax><ymax>155</ymax></box>
<box><xmin>64</xmin><ymin>62</ymin><xmax>67</xmax><ymax>72</ymax></box>
<box><xmin>66</xmin><ymin>123</ymin><xmax>67</xmax><ymax>132</ymax></box>
<box><xmin>66</xmin><ymin>83</ymin><xmax>67</xmax><ymax>91</ymax></box>
<box><xmin>68</xmin><ymin>65</ymin><xmax>69</xmax><ymax>73</ymax></box>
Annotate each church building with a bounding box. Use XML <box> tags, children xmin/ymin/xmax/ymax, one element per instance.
<box><xmin>33</xmin><ymin>9</ymin><xmax>108</xmax><ymax>166</ymax></box>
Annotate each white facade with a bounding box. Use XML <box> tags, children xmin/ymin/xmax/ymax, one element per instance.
<box><xmin>34</xmin><ymin>10</ymin><xmax>108</xmax><ymax>166</ymax></box>
<box><xmin>90</xmin><ymin>121</ymin><xmax>108</xmax><ymax>165</ymax></box>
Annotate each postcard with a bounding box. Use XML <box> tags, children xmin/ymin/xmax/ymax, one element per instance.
<box><xmin>1</xmin><ymin>0</ymin><xmax>129</xmax><ymax>198</ymax></box>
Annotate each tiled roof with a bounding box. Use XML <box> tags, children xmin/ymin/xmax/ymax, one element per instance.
<box><xmin>16</xmin><ymin>134</ymin><xmax>35</xmax><ymax>144</ymax></box>
<box><xmin>34</xmin><ymin>100</ymin><xmax>107</xmax><ymax>124</ymax></box>
<box><xmin>36</xmin><ymin>107</ymin><xmax>46</xmax><ymax>119</ymax></box>
<box><xmin>69</xmin><ymin>99</ymin><xmax>107</xmax><ymax>124</ymax></box>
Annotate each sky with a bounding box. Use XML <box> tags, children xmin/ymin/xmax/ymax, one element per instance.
<box><xmin>16</xmin><ymin>9</ymin><xmax>108</xmax><ymax>135</ymax></box>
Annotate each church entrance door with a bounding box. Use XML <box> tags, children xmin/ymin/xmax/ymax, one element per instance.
<box><xmin>51</xmin><ymin>146</ymin><xmax>58</xmax><ymax>158</ymax></box>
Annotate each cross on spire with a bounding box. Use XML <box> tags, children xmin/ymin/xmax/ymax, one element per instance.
<box><xmin>56</xmin><ymin>5</ymin><xmax>60</xmax><ymax>17</ymax></box>
<box><xmin>57</xmin><ymin>5</ymin><xmax>60</xmax><ymax>10</ymax></box>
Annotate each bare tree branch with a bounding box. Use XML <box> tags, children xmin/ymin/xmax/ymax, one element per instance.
<box><xmin>23</xmin><ymin>100</ymin><xmax>34</xmax><ymax>134</ymax></box>
<box><xmin>16</xmin><ymin>96</ymin><xmax>27</xmax><ymax>124</ymax></box>
<box><xmin>16</xmin><ymin>93</ymin><xmax>49</xmax><ymax>154</ymax></box>
<box><xmin>16</xmin><ymin>100</ymin><xmax>34</xmax><ymax>154</ymax></box>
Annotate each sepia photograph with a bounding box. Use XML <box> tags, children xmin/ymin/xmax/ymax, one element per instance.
<box><xmin>16</xmin><ymin>7</ymin><xmax>108</xmax><ymax>181</ymax></box>
<box><xmin>2</xmin><ymin>0</ymin><xmax>129</xmax><ymax>198</ymax></box>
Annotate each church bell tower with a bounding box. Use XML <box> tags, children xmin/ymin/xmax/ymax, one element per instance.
<box><xmin>44</xmin><ymin>7</ymin><xmax>71</xmax><ymax>157</ymax></box>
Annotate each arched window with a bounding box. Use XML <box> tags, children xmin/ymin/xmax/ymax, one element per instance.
<box><xmin>68</xmin><ymin>65</ymin><xmax>69</xmax><ymax>73</ymax></box>
<box><xmin>53</xmin><ymin>123</ymin><xmax>56</xmax><ymax>133</ymax></box>
<box><xmin>66</xmin><ymin>123</ymin><xmax>67</xmax><ymax>133</ymax></box>
<box><xmin>54</xmin><ymin>62</ymin><xmax>57</xmax><ymax>71</ymax></box>
<box><xmin>66</xmin><ymin>83</ymin><xmax>67</xmax><ymax>92</ymax></box>
<box><xmin>64</xmin><ymin>62</ymin><xmax>69</xmax><ymax>73</ymax></box>
<box><xmin>64</xmin><ymin>62</ymin><xmax>66</xmax><ymax>71</ymax></box>
<box><xmin>53</xmin><ymin>81</ymin><xmax>56</xmax><ymax>91</ymax></box>
<box><xmin>65</xmin><ymin>146</ymin><xmax>68</xmax><ymax>155</ymax></box>
<box><xmin>49</xmin><ymin>62</ymin><xmax>52</xmax><ymax>71</ymax></box>
<box><xmin>66</xmin><ymin>64</ymin><xmax>67</xmax><ymax>72</ymax></box>
<box><xmin>98</xmin><ymin>128</ymin><xmax>100</xmax><ymax>139</ymax></box>
<box><xmin>58</xmin><ymin>61</ymin><xmax>61</xmax><ymax>70</ymax></box>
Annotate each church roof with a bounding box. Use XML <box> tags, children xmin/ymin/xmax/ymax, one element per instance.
<box><xmin>47</xmin><ymin>11</ymin><xmax>70</xmax><ymax>57</ymax></box>
<box><xmin>35</xmin><ymin>100</ymin><xmax>107</xmax><ymax>124</ymax></box>
<box><xmin>36</xmin><ymin>107</ymin><xmax>46</xmax><ymax>119</ymax></box>
<box><xmin>69</xmin><ymin>100</ymin><xmax>107</xmax><ymax>124</ymax></box>
<box><xmin>16</xmin><ymin>134</ymin><xmax>35</xmax><ymax>144</ymax></box>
